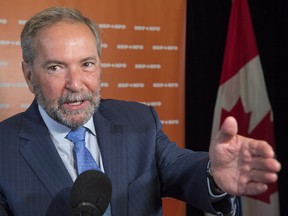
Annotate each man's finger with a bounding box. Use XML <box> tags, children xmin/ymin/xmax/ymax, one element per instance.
<box><xmin>250</xmin><ymin>169</ymin><xmax>278</xmax><ymax>184</ymax></box>
<box><xmin>243</xmin><ymin>182</ymin><xmax>268</xmax><ymax>195</ymax></box>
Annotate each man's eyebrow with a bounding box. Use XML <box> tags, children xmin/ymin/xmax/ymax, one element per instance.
<box><xmin>81</xmin><ymin>55</ymin><xmax>99</xmax><ymax>62</ymax></box>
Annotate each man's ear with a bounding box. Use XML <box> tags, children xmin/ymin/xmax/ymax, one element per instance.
<box><xmin>22</xmin><ymin>61</ymin><xmax>35</xmax><ymax>93</ymax></box>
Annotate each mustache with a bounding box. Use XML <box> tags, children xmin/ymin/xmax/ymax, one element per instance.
<box><xmin>58</xmin><ymin>92</ymin><xmax>95</xmax><ymax>105</ymax></box>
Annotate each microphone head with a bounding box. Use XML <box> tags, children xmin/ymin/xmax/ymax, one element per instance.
<box><xmin>70</xmin><ymin>170</ymin><xmax>112</xmax><ymax>216</ymax></box>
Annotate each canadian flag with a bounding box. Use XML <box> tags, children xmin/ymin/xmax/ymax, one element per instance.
<box><xmin>211</xmin><ymin>0</ymin><xmax>280</xmax><ymax>215</ymax></box>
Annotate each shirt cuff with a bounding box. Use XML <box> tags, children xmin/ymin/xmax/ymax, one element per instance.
<box><xmin>206</xmin><ymin>161</ymin><xmax>239</xmax><ymax>216</ymax></box>
<box><xmin>206</xmin><ymin>160</ymin><xmax>227</xmax><ymax>199</ymax></box>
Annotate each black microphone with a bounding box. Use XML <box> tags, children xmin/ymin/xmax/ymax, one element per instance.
<box><xmin>70</xmin><ymin>170</ymin><xmax>112</xmax><ymax>216</ymax></box>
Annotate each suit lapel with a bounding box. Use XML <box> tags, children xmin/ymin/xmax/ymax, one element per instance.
<box><xmin>94</xmin><ymin>107</ymin><xmax>128</xmax><ymax>216</ymax></box>
<box><xmin>19</xmin><ymin>100</ymin><xmax>129</xmax><ymax>215</ymax></box>
<box><xmin>19</xmin><ymin>101</ymin><xmax>73</xmax><ymax>200</ymax></box>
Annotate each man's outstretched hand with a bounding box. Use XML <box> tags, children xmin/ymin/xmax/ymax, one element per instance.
<box><xmin>209</xmin><ymin>116</ymin><xmax>281</xmax><ymax>196</ymax></box>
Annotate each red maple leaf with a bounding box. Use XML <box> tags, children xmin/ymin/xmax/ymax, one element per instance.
<box><xmin>220</xmin><ymin>98</ymin><xmax>277</xmax><ymax>204</ymax></box>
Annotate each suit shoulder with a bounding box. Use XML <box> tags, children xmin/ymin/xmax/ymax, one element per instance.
<box><xmin>0</xmin><ymin>113</ymin><xmax>24</xmax><ymax>143</ymax></box>
<box><xmin>99</xmin><ymin>99</ymin><xmax>159</xmax><ymax>124</ymax></box>
<box><xmin>0</xmin><ymin>112</ymin><xmax>24</xmax><ymax>128</ymax></box>
<box><xmin>100</xmin><ymin>99</ymin><xmax>151</xmax><ymax>113</ymax></box>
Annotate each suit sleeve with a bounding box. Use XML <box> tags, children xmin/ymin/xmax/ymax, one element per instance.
<box><xmin>150</xmin><ymin>106</ymin><xmax>238</xmax><ymax>215</ymax></box>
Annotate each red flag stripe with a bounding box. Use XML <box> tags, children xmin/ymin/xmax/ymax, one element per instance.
<box><xmin>220</xmin><ymin>0</ymin><xmax>258</xmax><ymax>85</ymax></box>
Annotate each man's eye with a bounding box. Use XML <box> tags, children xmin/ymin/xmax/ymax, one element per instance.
<box><xmin>83</xmin><ymin>62</ymin><xmax>95</xmax><ymax>67</ymax></box>
<box><xmin>48</xmin><ymin>65</ymin><xmax>60</xmax><ymax>71</ymax></box>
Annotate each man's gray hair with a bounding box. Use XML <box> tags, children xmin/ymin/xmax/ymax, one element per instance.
<box><xmin>21</xmin><ymin>7</ymin><xmax>102</xmax><ymax>63</ymax></box>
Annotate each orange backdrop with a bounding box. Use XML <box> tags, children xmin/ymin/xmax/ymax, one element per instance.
<box><xmin>0</xmin><ymin>0</ymin><xmax>186</xmax><ymax>215</ymax></box>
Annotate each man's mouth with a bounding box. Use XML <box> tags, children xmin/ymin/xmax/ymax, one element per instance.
<box><xmin>68</xmin><ymin>101</ymin><xmax>84</xmax><ymax>106</ymax></box>
<box><xmin>62</xmin><ymin>100</ymin><xmax>88</xmax><ymax>110</ymax></box>
<box><xmin>60</xmin><ymin>93</ymin><xmax>92</xmax><ymax>110</ymax></box>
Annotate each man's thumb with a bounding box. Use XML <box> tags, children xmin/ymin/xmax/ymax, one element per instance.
<box><xmin>218</xmin><ymin>116</ymin><xmax>238</xmax><ymax>141</ymax></box>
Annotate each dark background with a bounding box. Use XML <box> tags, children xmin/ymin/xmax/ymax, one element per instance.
<box><xmin>185</xmin><ymin>0</ymin><xmax>287</xmax><ymax>215</ymax></box>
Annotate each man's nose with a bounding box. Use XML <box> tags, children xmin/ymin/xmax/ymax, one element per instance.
<box><xmin>65</xmin><ymin>67</ymin><xmax>83</xmax><ymax>91</ymax></box>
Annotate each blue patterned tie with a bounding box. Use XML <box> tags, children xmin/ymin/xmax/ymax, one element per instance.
<box><xmin>66</xmin><ymin>127</ymin><xmax>111</xmax><ymax>216</ymax></box>
<box><xmin>66</xmin><ymin>126</ymin><xmax>100</xmax><ymax>175</ymax></box>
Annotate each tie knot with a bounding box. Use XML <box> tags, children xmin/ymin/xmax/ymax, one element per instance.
<box><xmin>66</xmin><ymin>127</ymin><xmax>86</xmax><ymax>144</ymax></box>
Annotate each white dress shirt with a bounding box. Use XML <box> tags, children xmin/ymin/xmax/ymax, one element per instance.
<box><xmin>38</xmin><ymin>105</ymin><xmax>104</xmax><ymax>181</ymax></box>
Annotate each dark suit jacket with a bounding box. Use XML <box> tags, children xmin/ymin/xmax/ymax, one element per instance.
<box><xmin>0</xmin><ymin>99</ymin><xmax>226</xmax><ymax>216</ymax></box>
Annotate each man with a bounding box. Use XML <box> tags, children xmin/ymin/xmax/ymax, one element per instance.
<box><xmin>0</xmin><ymin>7</ymin><xmax>281</xmax><ymax>216</ymax></box>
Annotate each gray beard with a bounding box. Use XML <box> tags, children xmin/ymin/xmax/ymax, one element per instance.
<box><xmin>33</xmin><ymin>82</ymin><xmax>101</xmax><ymax>129</ymax></box>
